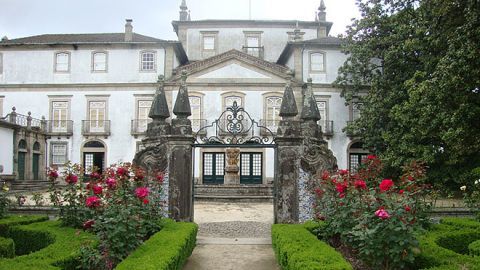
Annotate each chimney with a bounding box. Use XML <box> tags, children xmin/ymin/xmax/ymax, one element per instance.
<box><xmin>125</xmin><ymin>19</ymin><xmax>133</xmax><ymax>42</ymax></box>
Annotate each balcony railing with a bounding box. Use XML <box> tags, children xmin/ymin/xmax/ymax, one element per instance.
<box><xmin>82</xmin><ymin>120</ymin><xmax>111</xmax><ymax>137</ymax></box>
<box><xmin>319</xmin><ymin>120</ymin><xmax>334</xmax><ymax>137</ymax></box>
<box><xmin>45</xmin><ymin>120</ymin><xmax>73</xmax><ymax>136</ymax></box>
<box><xmin>131</xmin><ymin>119</ymin><xmax>153</xmax><ymax>136</ymax></box>
<box><xmin>3</xmin><ymin>109</ymin><xmax>42</xmax><ymax>130</ymax></box>
<box><xmin>242</xmin><ymin>46</ymin><xmax>264</xmax><ymax>59</ymax></box>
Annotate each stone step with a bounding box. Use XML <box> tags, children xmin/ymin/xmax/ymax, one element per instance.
<box><xmin>195</xmin><ymin>195</ymin><xmax>273</xmax><ymax>203</ymax></box>
<box><xmin>9</xmin><ymin>180</ymin><xmax>51</xmax><ymax>192</ymax></box>
<box><xmin>194</xmin><ymin>184</ymin><xmax>274</xmax><ymax>202</ymax></box>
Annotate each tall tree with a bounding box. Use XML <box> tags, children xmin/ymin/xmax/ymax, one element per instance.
<box><xmin>336</xmin><ymin>0</ymin><xmax>480</xmax><ymax>188</ymax></box>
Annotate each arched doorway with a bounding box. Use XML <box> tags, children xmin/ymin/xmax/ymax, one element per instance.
<box><xmin>81</xmin><ymin>140</ymin><xmax>106</xmax><ymax>175</ymax></box>
<box><xmin>348</xmin><ymin>141</ymin><xmax>370</xmax><ymax>172</ymax></box>
<box><xmin>17</xmin><ymin>140</ymin><xmax>27</xmax><ymax>180</ymax></box>
<box><xmin>32</xmin><ymin>142</ymin><xmax>41</xmax><ymax>180</ymax></box>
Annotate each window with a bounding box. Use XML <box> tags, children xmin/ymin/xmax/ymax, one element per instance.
<box><xmin>224</xmin><ymin>95</ymin><xmax>243</xmax><ymax>110</ymax></box>
<box><xmin>140</xmin><ymin>51</ymin><xmax>156</xmax><ymax>71</ymax></box>
<box><xmin>51</xmin><ymin>142</ymin><xmax>68</xmax><ymax>165</ymax></box>
<box><xmin>88</xmin><ymin>101</ymin><xmax>106</xmax><ymax>132</ymax></box>
<box><xmin>136</xmin><ymin>100</ymin><xmax>152</xmax><ymax>132</ymax></box>
<box><xmin>348</xmin><ymin>142</ymin><xmax>369</xmax><ymax>172</ymax></box>
<box><xmin>244</xmin><ymin>32</ymin><xmax>262</xmax><ymax>57</ymax></box>
<box><xmin>310</xmin><ymin>52</ymin><xmax>325</xmax><ymax>72</ymax></box>
<box><xmin>203</xmin><ymin>36</ymin><xmax>215</xmax><ymax>50</ymax></box>
<box><xmin>55</xmin><ymin>52</ymin><xmax>70</xmax><ymax>72</ymax></box>
<box><xmin>189</xmin><ymin>96</ymin><xmax>202</xmax><ymax>132</ymax></box>
<box><xmin>92</xmin><ymin>51</ymin><xmax>107</xmax><ymax>72</ymax></box>
<box><xmin>265</xmin><ymin>96</ymin><xmax>282</xmax><ymax>130</ymax></box>
<box><xmin>51</xmin><ymin>101</ymin><xmax>69</xmax><ymax>132</ymax></box>
<box><xmin>0</xmin><ymin>53</ymin><xmax>3</xmax><ymax>74</ymax></box>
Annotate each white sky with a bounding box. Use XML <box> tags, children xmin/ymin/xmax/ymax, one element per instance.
<box><xmin>0</xmin><ymin>0</ymin><xmax>359</xmax><ymax>40</ymax></box>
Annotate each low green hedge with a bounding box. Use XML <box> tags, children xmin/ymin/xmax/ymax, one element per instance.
<box><xmin>115</xmin><ymin>219</ymin><xmax>198</xmax><ymax>270</ymax></box>
<box><xmin>0</xmin><ymin>237</ymin><xmax>14</xmax><ymax>259</ymax></box>
<box><xmin>271</xmin><ymin>223</ymin><xmax>352</xmax><ymax>270</ymax></box>
<box><xmin>415</xmin><ymin>219</ymin><xmax>480</xmax><ymax>270</ymax></box>
<box><xmin>440</xmin><ymin>217</ymin><xmax>480</xmax><ymax>230</ymax></box>
<box><xmin>469</xmin><ymin>240</ymin><xmax>480</xmax><ymax>256</ymax></box>
<box><xmin>0</xmin><ymin>215</ymin><xmax>49</xmax><ymax>237</ymax></box>
<box><xmin>0</xmin><ymin>220</ymin><xmax>96</xmax><ymax>270</ymax></box>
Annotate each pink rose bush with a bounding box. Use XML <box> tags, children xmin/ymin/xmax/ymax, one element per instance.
<box><xmin>49</xmin><ymin>162</ymin><xmax>165</xmax><ymax>269</ymax></box>
<box><xmin>313</xmin><ymin>157</ymin><xmax>431</xmax><ymax>269</ymax></box>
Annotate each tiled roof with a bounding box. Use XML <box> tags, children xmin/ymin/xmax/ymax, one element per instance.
<box><xmin>0</xmin><ymin>33</ymin><xmax>168</xmax><ymax>45</ymax></box>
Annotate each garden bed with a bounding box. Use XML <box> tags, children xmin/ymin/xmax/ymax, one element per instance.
<box><xmin>273</xmin><ymin>218</ymin><xmax>480</xmax><ymax>270</ymax></box>
<box><xmin>115</xmin><ymin>219</ymin><xmax>198</xmax><ymax>270</ymax></box>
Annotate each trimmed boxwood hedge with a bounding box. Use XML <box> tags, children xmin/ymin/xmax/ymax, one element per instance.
<box><xmin>0</xmin><ymin>220</ymin><xmax>96</xmax><ymax>270</ymax></box>
<box><xmin>0</xmin><ymin>215</ymin><xmax>49</xmax><ymax>237</ymax></box>
<box><xmin>0</xmin><ymin>237</ymin><xmax>14</xmax><ymax>259</ymax></box>
<box><xmin>271</xmin><ymin>223</ymin><xmax>352</xmax><ymax>270</ymax></box>
<box><xmin>115</xmin><ymin>219</ymin><xmax>198</xmax><ymax>270</ymax></box>
<box><xmin>415</xmin><ymin>219</ymin><xmax>480</xmax><ymax>270</ymax></box>
<box><xmin>469</xmin><ymin>240</ymin><xmax>480</xmax><ymax>257</ymax></box>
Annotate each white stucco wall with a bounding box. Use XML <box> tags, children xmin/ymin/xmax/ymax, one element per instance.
<box><xmin>0</xmin><ymin>126</ymin><xmax>14</xmax><ymax>174</ymax></box>
<box><xmin>303</xmin><ymin>49</ymin><xmax>348</xmax><ymax>84</ymax></box>
<box><xmin>2</xmin><ymin>88</ymin><xmax>155</xmax><ymax>169</ymax></box>
<box><xmin>185</xmin><ymin>27</ymin><xmax>317</xmax><ymax>62</ymax></box>
<box><xmin>0</xmin><ymin>47</ymin><xmax>165</xmax><ymax>84</ymax></box>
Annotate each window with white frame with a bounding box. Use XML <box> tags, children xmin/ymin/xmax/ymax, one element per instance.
<box><xmin>223</xmin><ymin>94</ymin><xmax>244</xmax><ymax>129</ymax></box>
<box><xmin>51</xmin><ymin>101</ymin><xmax>69</xmax><ymax>132</ymax></box>
<box><xmin>203</xmin><ymin>36</ymin><xmax>215</xmax><ymax>50</ymax></box>
<box><xmin>88</xmin><ymin>101</ymin><xmax>107</xmax><ymax>132</ymax></box>
<box><xmin>140</xmin><ymin>51</ymin><xmax>156</xmax><ymax>71</ymax></box>
<box><xmin>92</xmin><ymin>51</ymin><xmax>107</xmax><ymax>72</ymax></box>
<box><xmin>189</xmin><ymin>96</ymin><xmax>202</xmax><ymax>132</ymax></box>
<box><xmin>310</xmin><ymin>52</ymin><xmax>325</xmax><ymax>72</ymax></box>
<box><xmin>265</xmin><ymin>96</ymin><xmax>282</xmax><ymax>130</ymax></box>
<box><xmin>244</xmin><ymin>32</ymin><xmax>262</xmax><ymax>57</ymax></box>
<box><xmin>136</xmin><ymin>100</ymin><xmax>152</xmax><ymax>132</ymax></box>
<box><xmin>55</xmin><ymin>52</ymin><xmax>70</xmax><ymax>72</ymax></box>
<box><xmin>51</xmin><ymin>142</ymin><xmax>68</xmax><ymax>165</ymax></box>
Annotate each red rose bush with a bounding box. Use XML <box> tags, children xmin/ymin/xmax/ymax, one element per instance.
<box><xmin>314</xmin><ymin>157</ymin><xmax>431</xmax><ymax>269</ymax></box>
<box><xmin>49</xmin><ymin>162</ymin><xmax>165</xmax><ymax>269</ymax></box>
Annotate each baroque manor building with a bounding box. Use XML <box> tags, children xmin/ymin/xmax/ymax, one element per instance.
<box><xmin>0</xmin><ymin>0</ymin><xmax>366</xmax><ymax>184</ymax></box>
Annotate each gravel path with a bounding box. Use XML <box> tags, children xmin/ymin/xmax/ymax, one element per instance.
<box><xmin>198</xmin><ymin>221</ymin><xmax>271</xmax><ymax>238</ymax></box>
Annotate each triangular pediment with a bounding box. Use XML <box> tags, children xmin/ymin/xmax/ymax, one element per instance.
<box><xmin>197</xmin><ymin>63</ymin><xmax>270</xmax><ymax>79</ymax></box>
<box><xmin>169</xmin><ymin>49</ymin><xmax>295</xmax><ymax>84</ymax></box>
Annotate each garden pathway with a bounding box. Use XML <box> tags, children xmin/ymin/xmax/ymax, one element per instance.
<box><xmin>183</xmin><ymin>202</ymin><xmax>280</xmax><ymax>270</ymax></box>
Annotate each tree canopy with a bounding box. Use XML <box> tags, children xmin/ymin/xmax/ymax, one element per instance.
<box><xmin>335</xmin><ymin>0</ymin><xmax>480</xmax><ymax>188</ymax></box>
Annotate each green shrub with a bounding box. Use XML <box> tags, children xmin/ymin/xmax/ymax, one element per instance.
<box><xmin>415</xmin><ymin>220</ymin><xmax>480</xmax><ymax>270</ymax></box>
<box><xmin>271</xmin><ymin>224</ymin><xmax>352</xmax><ymax>270</ymax></box>
<box><xmin>0</xmin><ymin>237</ymin><xmax>14</xmax><ymax>259</ymax></box>
<box><xmin>440</xmin><ymin>217</ymin><xmax>480</xmax><ymax>230</ymax></box>
<box><xmin>0</xmin><ymin>220</ymin><xmax>96</xmax><ymax>270</ymax></box>
<box><xmin>469</xmin><ymin>240</ymin><xmax>480</xmax><ymax>256</ymax></box>
<box><xmin>115</xmin><ymin>219</ymin><xmax>198</xmax><ymax>270</ymax></box>
<box><xmin>0</xmin><ymin>215</ymin><xmax>48</xmax><ymax>237</ymax></box>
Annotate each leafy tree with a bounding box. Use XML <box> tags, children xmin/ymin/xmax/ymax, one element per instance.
<box><xmin>335</xmin><ymin>0</ymin><xmax>480</xmax><ymax>189</ymax></box>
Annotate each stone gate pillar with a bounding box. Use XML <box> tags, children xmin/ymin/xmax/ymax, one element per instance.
<box><xmin>275</xmin><ymin>78</ymin><xmax>337</xmax><ymax>223</ymax></box>
<box><xmin>275</xmin><ymin>80</ymin><xmax>303</xmax><ymax>223</ymax></box>
<box><xmin>169</xmin><ymin>71</ymin><xmax>194</xmax><ymax>222</ymax></box>
<box><xmin>134</xmin><ymin>72</ymin><xmax>194</xmax><ymax>222</ymax></box>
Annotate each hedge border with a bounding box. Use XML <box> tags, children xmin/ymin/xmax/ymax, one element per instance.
<box><xmin>0</xmin><ymin>215</ymin><xmax>49</xmax><ymax>237</ymax></box>
<box><xmin>0</xmin><ymin>237</ymin><xmax>14</xmax><ymax>259</ymax></box>
<box><xmin>468</xmin><ymin>240</ymin><xmax>480</xmax><ymax>257</ymax></box>
<box><xmin>416</xmin><ymin>220</ymin><xmax>480</xmax><ymax>270</ymax></box>
<box><xmin>271</xmin><ymin>223</ymin><xmax>352</xmax><ymax>270</ymax></box>
<box><xmin>115</xmin><ymin>219</ymin><xmax>198</xmax><ymax>270</ymax></box>
<box><xmin>0</xmin><ymin>220</ymin><xmax>96</xmax><ymax>270</ymax></box>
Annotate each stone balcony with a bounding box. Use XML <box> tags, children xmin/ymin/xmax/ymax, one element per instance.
<box><xmin>82</xmin><ymin>120</ymin><xmax>111</xmax><ymax>138</ymax></box>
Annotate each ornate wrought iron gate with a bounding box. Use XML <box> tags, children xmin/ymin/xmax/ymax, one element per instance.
<box><xmin>192</xmin><ymin>101</ymin><xmax>276</xmax><ymax>185</ymax></box>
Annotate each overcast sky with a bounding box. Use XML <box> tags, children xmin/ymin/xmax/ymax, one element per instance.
<box><xmin>0</xmin><ymin>0</ymin><xmax>359</xmax><ymax>40</ymax></box>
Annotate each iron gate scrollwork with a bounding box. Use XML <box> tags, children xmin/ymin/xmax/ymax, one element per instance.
<box><xmin>194</xmin><ymin>101</ymin><xmax>276</xmax><ymax>145</ymax></box>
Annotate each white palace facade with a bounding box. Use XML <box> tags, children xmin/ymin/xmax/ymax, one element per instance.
<box><xmin>0</xmin><ymin>0</ymin><xmax>367</xmax><ymax>184</ymax></box>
